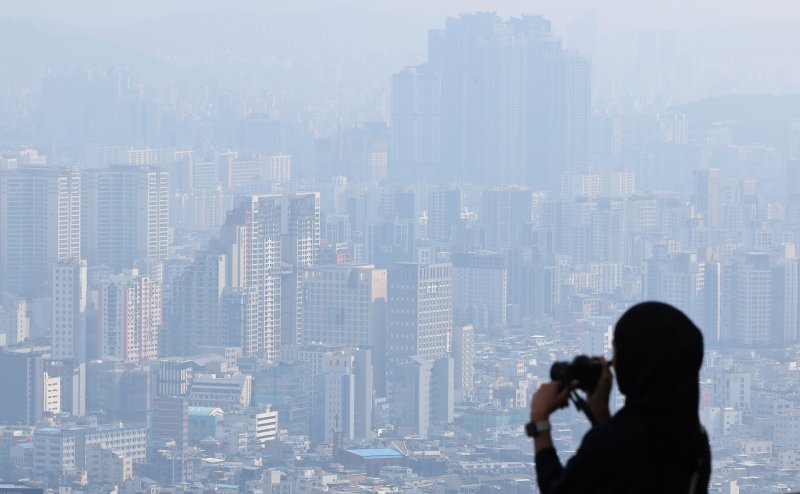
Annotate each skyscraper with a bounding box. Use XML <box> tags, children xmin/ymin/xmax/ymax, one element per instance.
<box><xmin>387</xmin><ymin>262</ymin><xmax>452</xmax><ymax>368</ymax></box>
<box><xmin>301</xmin><ymin>263</ymin><xmax>388</xmax><ymax>395</ymax></box>
<box><xmin>281</xmin><ymin>192</ymin><xmax>321</xmax><ymax>349</ymax></box>
<box><xmin>452</xmin><ymin>252</ymin><xmax>508</xmax><ymax>331</ymax></box>
<box><xmin>391</xmin><ymin>14</ymin><xmax>590</xmax><ymax>189</ymax></box>
<box><xmin>82</xmin><ymin>165</ymin><xmax>169</xmax><ymax>274</ymax></box>
<box><xmin>218</xmin><ymin>195</ymin><xmax>283</xmax><ymax>363</ymax></box>
<box><xmin>389</xmin><ymin>65</ymin><xmax>441</xmax><ymax>182</ymax></box>
<box><xmin>481</xmin><ymin>187</ymin><xmax>533</xmax><ymax>252</ymax></box>
<box><xmin>0</xmin><ymin>166</ymin><xmax>81</xmax><ymax>297</ymax></box>
<box><xmin>51</xmin><ymin>259</ymin><xmax>88</xmax><ymax>362</ymax></box>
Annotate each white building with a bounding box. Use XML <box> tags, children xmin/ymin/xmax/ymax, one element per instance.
<box><xmin>100</xmin><ymin>269</ymin><xmax>161</xmax><ymax>362</ymax></box>
<box><xmin>268</xmin><ymin>155</ymin><xmax>292</xmax><ymax>183</ymax></box>
<box><xmin>43</xmin><ymin>372</ymin><xmax>61</xmax><ymax>414</ymax></box>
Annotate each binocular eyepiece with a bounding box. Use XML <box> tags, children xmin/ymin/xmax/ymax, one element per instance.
<box><xmin>550</xmin><ymin>355</ymin><xmax>609</xmax><ymax>392</ymax></box>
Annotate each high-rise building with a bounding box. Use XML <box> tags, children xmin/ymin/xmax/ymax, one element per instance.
<box><xmin>389</xmin><ymin>65</ymin><xmax>441</xmax><ymax>182</ymax></box>
<box><xmin>392</xmin><ymin>14</ymin><xmax>590</xmax><ymax>189</ymax></box>
<box><xmin>481</xmin><ymin>187</ymin><xmax>533</xmax><ymax>252</ymax></box>
<box><xmin>281</xmin><ymin>192</ymin><xmax>321</xmax><ymax>349</ymax></box>
<box><xmin>0</xmin><ymin>166</ymin><xmax>81</xmax><ymax>297</ymax></box>
<box><xmin>0</xmin><ymin>351</ymin><xmax>45</xmax><ymax>425</ymax></box>
<box><xmin>301</xmin><ymin>264</ymin><xmax>388</xmax><ymax>392</ymax></box>
<box><xmin>452</xmin><ymin>252</ymin><xmax>508</xmax><ymax>331</ymax></box>
<box><xmin>315</xmin><ymin>348</ymin><xmax>373</xmax><ymax>444</ymax></box>
<box><xmin>82</xmin><ymin>165</ymin><xmax>169</xmax><ymax>274</ymax></box>
<box><xmin>425</xmin><ymin>188</ymin><xmax>461</xmax><ymax>243</ymax></box>
<box><xmin>218</xmin><ymin>195</ymin><xmax>283</xmax><ymax>362</ymax></box>
<box><xmin>387</xmin><ymin>262</ymin><xmax>452</xmax><ymax>369</ymax></box>
<box><xmin>166</xmin><ymin>252</ymin><xmax>227</xmax><ymax>354</ymax></box>
<box><xmin>452</xmin><ymin>324</ymin><xmax>475</xmax><ymax>403</ymax></box>
<box><xmin>99</xmin><ymin>269</ymin><xmax>161</xmax><ymax>362</ymax></box>
<box><xmin>694</xmin><ymin>168</ymin><xmax>722</xmax><ymax>229</ymax></box>
<box><xmin>728</xmin><ymin>253</ymin><xmax>773</xmax><ymax>346</ymax></box>
<box><xmin>51</xmin><ymin>259</ymin><xmax>88</xmax><ymax>361</ymax></box>
<box><xmin>268</xmin><ymin>155</ymin><xmax>292</xmax><ymax>183</ymax></box>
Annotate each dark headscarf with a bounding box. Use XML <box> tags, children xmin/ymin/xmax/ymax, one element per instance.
<box><xmin>614</xmin><ymin>302</ymin><xmax>704</xmax><ymax>427</ymax></box>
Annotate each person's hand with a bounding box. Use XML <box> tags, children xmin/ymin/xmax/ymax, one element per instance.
<box><xmin>530</xmin><ymin>381</ymin><xmax>570</xmax><ymax>422</ymax></box>
<box><xmin>586</xmin><ymin>356</ymin><xmax>612</xmax><ymax>423</ymax></box>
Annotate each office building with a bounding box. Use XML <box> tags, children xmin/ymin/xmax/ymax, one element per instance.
<box><xmin>387</xmin><ymin>262</ymin><xmax>452</xmax><ymax>368</ymax></box>
<box><xmin>301</xmin><ymin>264</ymin><xmax>387</xmax><ymax>393</ymax></box>
<box><xmin>452</xmin><ymin>252</ymin><xmax>507</xmax><ymax>331</ymax></box>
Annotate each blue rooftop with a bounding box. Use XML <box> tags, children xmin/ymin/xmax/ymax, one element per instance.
<box><xmin>346</xmin><ymin>448</ymin><xmax>403</xmax><ymax>459</ymax></box>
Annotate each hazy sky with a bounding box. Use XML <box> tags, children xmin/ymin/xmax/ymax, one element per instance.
<box><xmin>6</xmin><ymin>0</ymin><xmax>800</xmax><ymax>33</ymax></box>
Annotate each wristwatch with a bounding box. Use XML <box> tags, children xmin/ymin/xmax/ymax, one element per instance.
<box><xmin>525</xmin><ymin>420</ymin><xmax>551</xmax><ymax>438</ymax></box>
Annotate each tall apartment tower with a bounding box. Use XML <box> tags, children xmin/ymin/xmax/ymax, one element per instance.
<box><xmin>281</xmin><ymin>192</ymin><xmax>321</xmax><ymax>349</ymax></box>
<box><xmin>0</xmin><ymin>166</ymin><xmax>81</xmax><ymax>297</ymax></box>
<box><xmin>218</xmin><ymin>195</ymin><xmax>283</xmax><ymax>363</ymax></box>
<box><xmin>82</xmin><ymin>165</ymin><xmax>169</xmax><ymax>274</ymax></box>
<box><xmin>389</xmin><ymin>65</ymin><xmax>442</xmax><ymax>182</ymax></box>
<box><xmin>165</xmin><ymin>252</ymin><xmax>227</xmax><ymax>355</ymax></box>
<box><xmin>51</xmin><ymin>259</ymin><xmax>88</xmax><ymax>361</ymax></box>
<box><xmin>99</xmin><ymin>269</ymin><xmax>161</xmax><ymax>362</ymax></box>
<box><xmin>302</xmin><ymin>264</ymin><xmax>388</xmax><ymax>395</ymax></box>
<box><xmin>726</xmin><ymin>253</ymin><xmax>774</xmax><ymax>346</ymax></box>
<box><xmin>391</xmin><ymin>14</ymin><xmax>590</xmax><ymax>189</ymax></box>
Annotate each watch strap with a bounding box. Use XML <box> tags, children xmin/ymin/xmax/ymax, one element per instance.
<box><xmin>525</xmin><ymin>420</ymin><xmax>551</xmax><ymax>438</ymax></box>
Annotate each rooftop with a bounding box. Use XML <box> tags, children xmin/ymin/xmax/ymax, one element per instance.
<box><xmin>346</xmin><ymin>448</ymin><xmax>404</xmax><ymax>459</ymax></box>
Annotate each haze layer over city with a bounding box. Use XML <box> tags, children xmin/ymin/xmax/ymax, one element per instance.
<box><xmin>1</xmin><ymin>1</ymin><xmax>800</xmax><ymax>493</ymax></box>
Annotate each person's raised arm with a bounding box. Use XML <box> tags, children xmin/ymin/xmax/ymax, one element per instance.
<box><xmin>530</xmin><ymin>381</ymin><xmax>570</xmax><ymax>453</ymax></box>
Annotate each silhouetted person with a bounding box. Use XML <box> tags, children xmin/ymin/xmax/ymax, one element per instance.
<box><xmin>529</xmin><ymin>302</ymin><xmax>711</xmax><ymax>493</ymax></box>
